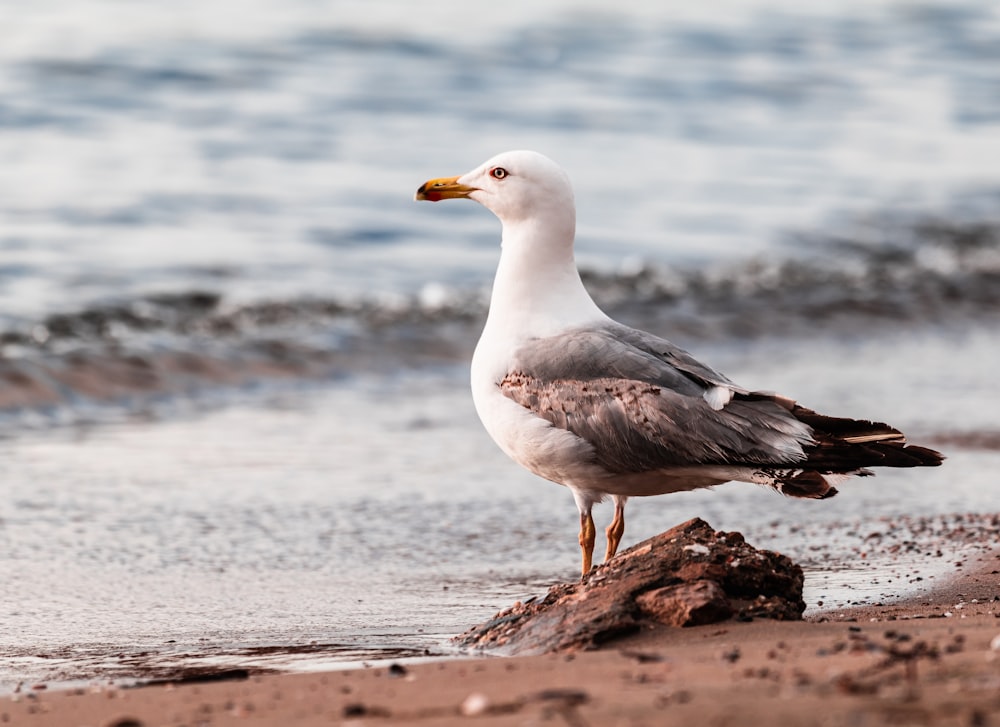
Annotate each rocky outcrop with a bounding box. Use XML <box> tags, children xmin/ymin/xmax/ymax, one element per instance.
<box><xmin>455</xmin><ymin>518</ymin><xmax>805</xmax><ymax>655</ymax></box>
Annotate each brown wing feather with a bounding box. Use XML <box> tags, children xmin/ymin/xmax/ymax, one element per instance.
<box><xmin>499</xmin><ymin>373</ymin><xmax>813</xmax><ymax>474</ymax></box>
<box><xmin>501</xmin><ymin>323</ymin><xmax>944</xmax><ymax>481</ymax></box>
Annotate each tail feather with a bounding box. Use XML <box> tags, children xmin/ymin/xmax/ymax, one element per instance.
<box><xmin>758</xmin><ymin>402</ymin><xmax>944</xmax><ymax>500</ymax></box>
<box><xmin>790</xmin><ymin>405</ymin><xmax>945</xmax><ymax>471</ymax></box>
<box><xmin>841</xmin><ymin>432</ymin><xmax>907</xmax><ymax>445</ymax></box>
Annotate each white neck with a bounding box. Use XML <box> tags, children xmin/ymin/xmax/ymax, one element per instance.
<box><xmin>482</xmin><ymin>216</ymin><xmax>608</xmax><ymax>341</ymax></box>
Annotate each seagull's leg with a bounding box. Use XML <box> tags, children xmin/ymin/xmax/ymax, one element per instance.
<box><xmin>571</xmin><ymin>490</ymin><xmax>597</xmax><ymax>575</ymax></box>
<box><xmin>578</xmin><ymin>510</ymin><xmax>596</xmax><ymax>575</ymax></box>
<box><xmin>604</xmin><ymin>495</ymin><xmax>628</xmax><ymax>563</ymax></box>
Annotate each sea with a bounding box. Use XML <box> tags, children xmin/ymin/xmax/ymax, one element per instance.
<box><xmin>1</xmin><ymin>0</ymin><xmax>999</xmax><ymax>688</ymax></box>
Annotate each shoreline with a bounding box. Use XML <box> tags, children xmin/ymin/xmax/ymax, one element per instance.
<box><xmin>812</xmin><ymin>545</ymin><xmax>1000</xmax><ymax>623</ymax></box>
<box><xmin>4</xmin><ymin>549</ymin><xmax>997</xmax><ymax>726</ymax></box>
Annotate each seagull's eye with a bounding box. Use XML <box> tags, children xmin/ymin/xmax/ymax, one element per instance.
<box><xmin>490</xmin><ymin>167</ymin><xmax>509</xmax><ymax>180</ymax></box>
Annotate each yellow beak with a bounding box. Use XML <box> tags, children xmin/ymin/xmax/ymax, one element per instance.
<box><xmin>414</xmin><ymin>175</ymin><xmax>477</xmax><ymax>202</ymax></box>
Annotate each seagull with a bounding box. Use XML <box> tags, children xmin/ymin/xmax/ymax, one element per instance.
<box><xmin>415</xmin><ymin>150</ymin><xmax>944</xmax><ymax>576</ymax></box>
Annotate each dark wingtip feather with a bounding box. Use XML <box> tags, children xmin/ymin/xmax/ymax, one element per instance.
<box><xmin>787</xmin><ymin>404</ymin><xmax>946</xmax><ymax>471</ymax></box>
<box><xmin>898</xmin><ymin>444</ymin><xmax>945</xmax><ymax>466</ymax></box>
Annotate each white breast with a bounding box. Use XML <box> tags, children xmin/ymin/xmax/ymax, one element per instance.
<box><xmin>471</xmin><ymin>332</ymin><xmax>608</xmax><ymax>489</ymax></box>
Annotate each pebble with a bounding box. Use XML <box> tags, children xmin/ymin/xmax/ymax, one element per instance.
<box><xmin>103</xmin><ymin>718</ymin><xmax>144</xmax><ymax>727</ymax></box>
<box><xmin>461</xmin><ymin>692</ymin><xmax>491</xmax><ymax>717</ymax></box>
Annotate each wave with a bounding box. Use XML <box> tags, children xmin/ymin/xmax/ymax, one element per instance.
<box><xmin>587</xmin><ymin>215</ymin><xmax>1000</xmax><ymax>338</ymax></box>
<box><xmin>0</xmin><ymin>216</ymin><xmax>997</xmax><ymax>422</ymax></box>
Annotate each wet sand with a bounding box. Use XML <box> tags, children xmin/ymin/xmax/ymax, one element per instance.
<box><xmin>4</xmin><ymin>552</ymin><xmax>997</xmax><ymax>727</ymax></box>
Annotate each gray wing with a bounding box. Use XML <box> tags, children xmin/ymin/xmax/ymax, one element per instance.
<box><xmin>513</xmin><ymin>322</ymin><xmax>740</xmax><ymax>394</ymax></box>
<box><xmin>502</xmin><ymin>323</ymin><xmax>813</xmax><ymax>474</ymax></box>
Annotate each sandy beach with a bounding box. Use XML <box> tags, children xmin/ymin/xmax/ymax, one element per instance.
<box><xmin>2</xmin><ymin>3</ymin><xmax>999</xmax><ymax>725</ymax></box>
<box><xmin>4</xmin><ymin>549</ymin><xmax>997</xmax><ymax>727</ymax></box>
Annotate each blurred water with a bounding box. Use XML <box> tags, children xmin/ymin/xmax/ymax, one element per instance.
<box><xmin>1</xmin><ymin>0</ymin><xmax>999</xmax><ymax>689</ymax></box>
<box><xmin>1</xmin><ymin>0</ymin><xmax>999</xmax><ymax>322</ymax></box>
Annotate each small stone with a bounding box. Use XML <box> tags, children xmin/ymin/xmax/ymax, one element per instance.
<box><xmin>722</xmin><ymin>647</ymin><xmax>741</xmax><ymax>663</ymax></box>
<box><xmin>531</xmin><ymin>688</ymin><xmax>589</xmax><ymax>706</ymax></box>
<box><xmin>104</xmin><ymin>718</ymin><xmax>144</xmax><ymax>727</ymax></box>
<box><xmin>682</xmin><ymin>543</ymin><xmax>710</xmax><ymax>556</ymax></box>
<box><xmin>460</xmin><ymin>692</ymin><xmax>491</xmax><ymax>717</ymax></box>
<box><xmin>342</xmin><ymin>704</ymin><xmax>367</xmax><ymax>718</ymax></box>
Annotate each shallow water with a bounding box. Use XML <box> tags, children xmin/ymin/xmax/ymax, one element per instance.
<box><xmin>2</xmin><ymin>329</ymin><xmax>998</xmax><ymax>688</ymax></box>
<box><xmin>1</xmin><ymin>0</ymin><xmax>999</xmax><ymax>691</ymax></box>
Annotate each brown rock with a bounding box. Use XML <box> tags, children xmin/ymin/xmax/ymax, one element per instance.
<box><xmin>636</xmin><ymin>580</ymin><xmax>733</xmax><ymax>627</ymax></box>
<box><xmin>454</xmin><ymin>518</ymin><xmax>804</xmax><ymax>655</ymax></box>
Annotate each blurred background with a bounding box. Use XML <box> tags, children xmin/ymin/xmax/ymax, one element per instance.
<box><xmin>1</xmin><ymin>0</ymin><xmax>998</xmax><ymax>687</ymax></box>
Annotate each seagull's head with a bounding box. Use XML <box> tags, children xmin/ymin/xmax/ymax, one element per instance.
<box><xmin>415</xmin><ymin>150</ymin><xmax>575</xmax><ymax>226</ymax></box>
